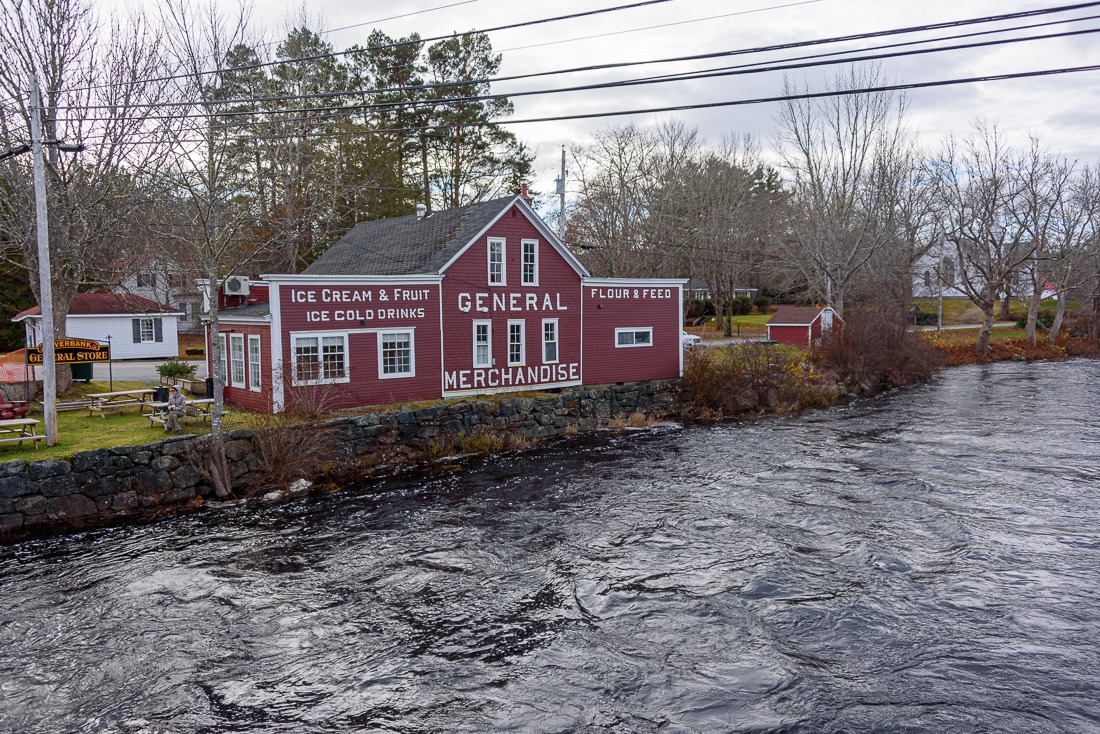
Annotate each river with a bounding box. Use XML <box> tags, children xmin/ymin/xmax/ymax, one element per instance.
<box><xmin>1</xmin><ymin>360</ymin><xmax>1099</xmax><ymax>733</ymax></box>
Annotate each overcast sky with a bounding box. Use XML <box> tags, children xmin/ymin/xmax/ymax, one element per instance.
<box><xmin>224</xmin><ymin>0</ymin><xmax>1100</xmax><ymax>199</ymax></box>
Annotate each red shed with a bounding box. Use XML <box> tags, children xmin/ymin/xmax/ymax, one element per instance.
<box><xmin>766</xmin><ymin>305</ymin><xmax>840</xmax><ymax>347</ymax></box>
<box><xmin>209</xmin><ymin>195</ymin><xmax>686</xmax><ymax>413</ymax></box>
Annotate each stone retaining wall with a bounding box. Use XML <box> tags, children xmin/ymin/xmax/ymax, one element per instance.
<box><xmin>0</xmin><ymin>380</ymin><xmax>684</xmax><ymax>544</ymax></box>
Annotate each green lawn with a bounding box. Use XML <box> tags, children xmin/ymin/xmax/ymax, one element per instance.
<box><xmin>1</xmin><ymin>379</ymin><xmax>243</xmax><ymax>462</ymax></box>
<box><xmin>912</xmin><ymin>297</ymin><xmax>1079</xmax><ymax>325</ymax></box>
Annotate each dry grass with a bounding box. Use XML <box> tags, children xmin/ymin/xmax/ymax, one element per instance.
<box><xmin>607</xmin><ymin>411</ymin><xmax>656</xmax><ymax>429</ymax></box>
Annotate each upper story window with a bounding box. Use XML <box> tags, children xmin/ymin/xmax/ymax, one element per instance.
<box><xmin>521</xmin><ymin>239</ymin><xmax>538</xmax><ymax>286</ymax></box>
<box><xmin>136</xmin><ymin>269</ymin><xmax>156</xmax><ymax>288</ymax></box>
<box><xmin>488</xmin><ymin>238</ymin><xmax>505</xmax><ymax>285</ymax></box>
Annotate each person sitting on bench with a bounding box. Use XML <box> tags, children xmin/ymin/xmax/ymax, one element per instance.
<box><xmin>162</xmin><ymin>386</ymin><xmax>193</xmax><ymax>433</ymax></box>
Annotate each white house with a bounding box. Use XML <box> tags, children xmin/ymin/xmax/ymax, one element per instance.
<box><xmin>12</xmin><ymin>293</ymin><xmax>182</xmax><ymax>360</ymax></box>
<box><xmin>112</xmin><ymin>257</ymin><xmax>204</xmax><ymax>334</ymax></box>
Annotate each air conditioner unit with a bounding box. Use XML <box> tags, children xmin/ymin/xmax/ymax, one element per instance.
<box><xmin>223</xmin><ymin>275</ymin><xmax>250</xmax><ymax>296</ymax></box>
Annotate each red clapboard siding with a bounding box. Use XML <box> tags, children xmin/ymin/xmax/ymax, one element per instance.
<box><xmin>277</xmin><ymin>282</ymin><xmax>442</xmax><ymax>410</ymax></box>
<box><xmin>220</xmin><ymin>324</ymin><xmax>272</xmax><ymax>412</ymax></box>
<box><xmin>768</xmin><ymin>324</ymin><xmax>811</xmax><ymax>347</ymax></box>
<box><xmin>581</xmin><ymin>282</ymin><xmax>682</xmax><ymax>384</ymax></box>
<box><xmin>439</xmin><ymin>205</ymin><xmax>583</xmax><ymax>394</ymax></box>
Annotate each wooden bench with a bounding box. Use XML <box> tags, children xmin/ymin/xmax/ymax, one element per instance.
<box><xmin>87</xmin><ymin>390</ymin><xmax>155</xmax><ymax>419</ymax></box>
<box><xmin>0</xmin><ymin>418</ymin><xmax>43</xmax><ymax>449</ymax></box>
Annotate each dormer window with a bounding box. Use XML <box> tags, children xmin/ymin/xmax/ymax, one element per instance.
<box><xmin>488</xmin><ymin>238</ymin><xmax>505</xmax><ymax>285</ymax></box>
<box><xmin>521</xmin><ymin>239</ymin><xmax>538</xmax><ymax>286</ymax></box>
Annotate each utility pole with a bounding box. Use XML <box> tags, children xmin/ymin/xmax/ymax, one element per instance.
<box><xmin>555</xmin><ymin>145</ymin><xmax>566</xmax><ymax>241</ymax></box>
<box><xmin>936</xmin><ymin>232</ymin><xmax>945</xmax><ymax>335</ymax></box>
<box><xmin>29</xmin><ymin>73</ymin><xmax>58</xmax><ymax>446</ymax></box>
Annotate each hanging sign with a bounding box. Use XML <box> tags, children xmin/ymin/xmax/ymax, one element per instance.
<box><xmin>27</xmin><ymin>339</ymin><xmax>110</xmax><ymax>364</ymax></box>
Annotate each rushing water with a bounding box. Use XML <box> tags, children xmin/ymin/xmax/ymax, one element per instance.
<box><xmin>2</xmin><ymin>360</ymin><xmax>1100</xmax><ymax>734</ymax></box>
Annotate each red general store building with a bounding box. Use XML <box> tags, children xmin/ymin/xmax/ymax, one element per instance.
<box><xmin>210</xmin><ymin>195</ymin><xmax>685</xmax><ymax>413</ymax></box>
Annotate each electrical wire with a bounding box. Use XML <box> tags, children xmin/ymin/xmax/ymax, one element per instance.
<box><xmin>70</xmin><ymin>22</ymin><xmax>1095</xmax><ymax>130</ymax></box>
<box><xmin>52</xmin><ymin>1</ymin><xmax>1100</xmax><ymax>113</ymax></box>
<box><xmin>63</xmin><ymin>61</ymin><xmax>1100</xmax><ymax>149</ymax></box>
<box><xmin>55</xmin><ymin>0</ymin><xmax>678</xmax><ymax>95</ymax></box>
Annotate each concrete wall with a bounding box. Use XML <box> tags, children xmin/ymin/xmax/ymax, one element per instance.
<box><xmin>0</xmin><ymin>380</ymin><xmax>685</xmax><ymax>544</ymax></box>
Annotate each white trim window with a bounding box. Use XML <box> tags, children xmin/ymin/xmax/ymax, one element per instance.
<box><xmin>378</xmin><ymin>330</ymin><xmax>415</xmax><ymax>379</ymax></box>
<box><xmin>521</xmin><ymin>239</ymin><xmax>538</xmax><ymax>286</ymax></box>
<box><xmin>248</xmin><ymin>334</ymin><xmax>262</xmax><ymax>392</ymax></box>
<box><xmin>488</xmin><ymin>237</ymin><xmax>505</xmax><ymax>285</ymax></box>
<box><xmin>542</xmin><ymin>318</ymin><xmax>558</xmax><ymax>363</ymax></box>
<box><xmin>293</xmin><ymin>332</ymin><xmax>349</xmax><ymax>385</ymax></box>
<box><xmin>217</xmin><ymin>334</ymin><xmax>227</xmax><ymax>384</ymax></box>
<box><xmin>473</xmin><ymin>320</ymin><xmax>492</xmax><ymax>369</ymax></box>
<box><xmin>507</xmin><ymin>319</ymin><xmax>525</xmax><ymax>366</ymax></box>
<box><xmin>140</xmin><ymin>318</ymin><xmax>155</xmax><ymax>342</ymax></box>
<box><xmin>615</xmin><ymin>327</ymin><xmax>653</xmax><ymax>347</ymax></box>
<box><xmin>229</xmin><ymin>334</ymin><xmax>246</xmax><ymax>388</ymax></box>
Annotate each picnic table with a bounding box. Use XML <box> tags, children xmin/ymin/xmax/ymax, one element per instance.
<box><xmin>87</xmin><ymin>389</ymin><xmax>156</xmax><ymax>418</ymax></box>
<box><xmin>0</xmin><ymin>418</ymin><xmax>43</xmax><ymax>449</ymax></box>
<box><xmin>144</xmin><ymin>398</ymin><xmax>221</xmax><ymax>428</ymax></box>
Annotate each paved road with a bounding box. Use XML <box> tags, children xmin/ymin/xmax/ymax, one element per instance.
<box><xmin>71</xmin><ymin>360</ymin><xmax>208</xmax><ymax>385</ymax></box>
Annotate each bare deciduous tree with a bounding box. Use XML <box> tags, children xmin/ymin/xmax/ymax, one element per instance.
<box><xmin>775</xmin><ymin>65</ymin><xmax>917</xmax><ymax>317</ymax></box>
<box><xmin>0</xmin><ymin>0</ymin><xmax>172</xmax><ymax>391</ymax></box>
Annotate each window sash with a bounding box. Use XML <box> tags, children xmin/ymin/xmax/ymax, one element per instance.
<box><xmin>488</xmin><ymin>238</ymin><xmax>505</xmax><ymax>285</ymax></box>
<box><xmin>542</xmin><ymin>319</ymin><xmax>558</xmax><ymax>363</ymax></box>
<box><xmin>292</xmin><ymin>333</ymin><xmax>349</xmax><ymax>384</ymax></box>
<box><xmin>616</xmin><ymin>328</ymin><xmax>653</xmax><ymax>347</ymax></box>
<box><xmin>230</xmin><ymin>334</ymin><xmax>245</xmax><ymax>387</ymax></box>
<box><xmin>521</xmin><ymin>239</ymin><xmax>538</xmax><ymax>285</ymax></box>
<box><xmin>139</xmin><ymin>318</ymin><xmax>155</xmax><ymax>342</ymax></box>
<box><xmin>248</xmin><ymin>335</ymin><xmax>262</xmax><ymax>391</ymax></box>
<box><xmin>217</xmin><ymin>334</ymin><xmax>227</xmax><ymax>384</ymax></box>
<box><xmin>508</xmin><ymin>320</ymin><xmax>525</xmax><ymax>366</ymax></box>
<box><xmin>379</xmin><ymin>330</ymin><xmax>414</xmax><ymax>378</ymax></box>
<box><xmin>473</xmin><ymin>321</ymin><xmax>491</xmax><ymax>368</ymax></box>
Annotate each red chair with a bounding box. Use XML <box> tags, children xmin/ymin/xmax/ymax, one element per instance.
<box><xmin>0</xmin><ymin>401</ymin><xmax>28</xmax><ymax>420</ymax></box>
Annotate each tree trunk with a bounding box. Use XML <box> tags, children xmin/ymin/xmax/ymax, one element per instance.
<box><xmin>1025</xmin><ymin>277</ymin><xmax>1042</xmax><ymax>344</ymax></box>
<box><xmin>976</xmin><ymin>304</ymin><xmax>995</xmax><ymax>352</ymax></box>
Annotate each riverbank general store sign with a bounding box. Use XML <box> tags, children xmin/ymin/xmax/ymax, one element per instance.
<box><xmin>211</xmin><ymin>195</ymin><xmax>686</xmax><ymax>414</ymax></box>
<box><xmin>27</xmin><ymin>338</ymin><xmax>110</xmax><ymax>364</ymax></box>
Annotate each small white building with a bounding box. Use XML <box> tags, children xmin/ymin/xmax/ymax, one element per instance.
<box><xmin>12</xmin><ymin>293</ymin><xmax>182</xmax><ymax>360</ymax></box>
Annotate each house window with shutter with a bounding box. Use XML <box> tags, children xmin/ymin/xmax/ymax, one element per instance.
<box><xmin>132</xmin><ymin>317</ymin><xmax>163</xmax><ymax>343</ymax></box>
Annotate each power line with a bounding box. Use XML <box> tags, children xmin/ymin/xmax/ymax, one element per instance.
<box><xmin>55</xmin><ymin>0</ymin><xmax>677</xmax><ymax>95</ymax></box>
<box><xmin>54</xmin><ymin>22</ymin><xmax>1100</xmax><ymax>138</ymax></box>
<box><xmin>53</xmin><ymin>1</ymin><xmax>1100</xmax><ymax>114</ymax></box>
<box><xmin>65</xmin><ymin>61</ymin><xmax>1100</xmax><ymax>150</ymax></box>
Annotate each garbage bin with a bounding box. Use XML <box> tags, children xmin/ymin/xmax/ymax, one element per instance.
<box><xmin>154</xmin><ymin>385</ymin><xmax>169</xmax><ymax>402</ymax></box>
<box><xmin>204</xmin><ymin>377</ymin><xmax>214</xmax><ymax>398</ymax></box>
<box><xmin>70</xmin><ymin>363</ymin><xmax>93</xmax><ymax>382</ymax></box>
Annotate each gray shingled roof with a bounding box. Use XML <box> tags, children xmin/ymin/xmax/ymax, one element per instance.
<box><xmin>304</xmin><ymin>196</ymin><xmax>519</xmax><ymax>276</ymax></box>
<box><xmin>218</xmin><ymin>302</ymin><xmax>270</xmax><ymax>320</ymax></box>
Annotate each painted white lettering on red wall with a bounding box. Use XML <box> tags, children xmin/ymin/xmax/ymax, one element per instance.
<box><xmin>457</xmin><ymin>292</ymin><xmax>567</xmax><ymax>313</ymax></box>
<box><xmin>444</xmin><ymin>362</ymin><xmax>580</xmax><ymax>391</ymax></box>
<box><xmin>292</xmin><ymin>287</ymin><xmax>432</xmax><ymax>323</ymax></box>
<box><xmin>589</xmin><ymin>288</ymin><xmax>673</xmax><ymax>300</ymax></box>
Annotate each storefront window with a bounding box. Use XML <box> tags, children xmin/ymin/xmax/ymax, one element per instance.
<box><xmin>379</xmin><ymin>330</ymin><xmax>414</xmax><ymax>378</ymax></box>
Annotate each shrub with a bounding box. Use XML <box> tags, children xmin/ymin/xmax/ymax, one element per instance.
<box><xmin>753</xmin><ymin>295</ymin><xmax>770</xmax><ymax>314</ymax></box>
<box><xmin>684</xmin><ymin>343</ymin><xmax>834</xmax><ymax>418</ymax></box>
<box><xmin>735</xmin><ymin>296</ymin><xmax>754</xmax><ymax>315</ymax></box>
<box><xmin>1014</xmin><ymin>311</ymin><xmax>1054</xmax><ymax>330</ymax></box>
<box><xmin>157</xmin><ymin>359</ymin><xmax>197</xmax><ymax>379</ymax></box>
<box><xmin>813</xmin><ymin>304</ymin><xmax>945</xmax><ymax>388</ymax></box>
